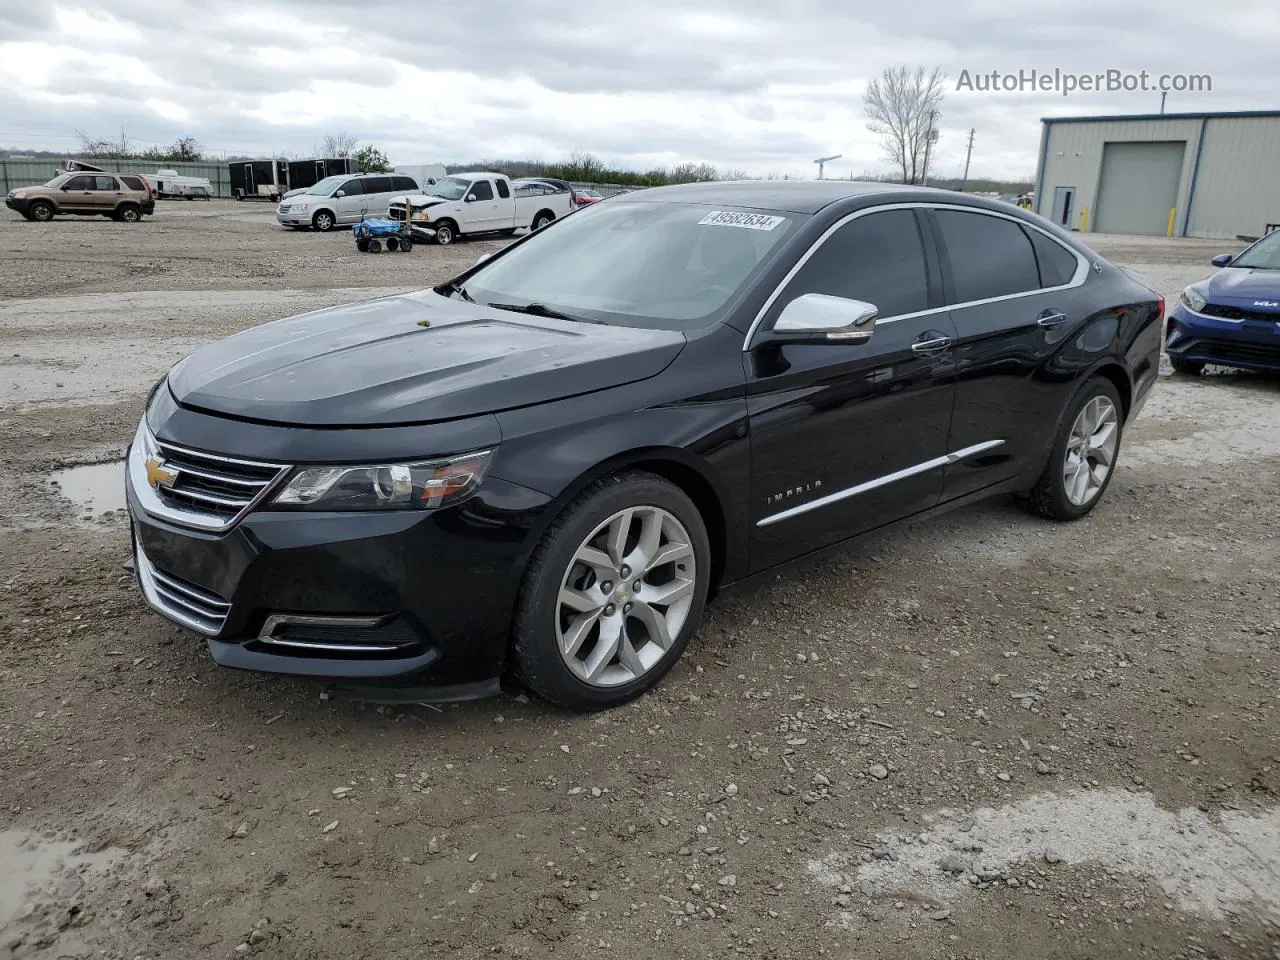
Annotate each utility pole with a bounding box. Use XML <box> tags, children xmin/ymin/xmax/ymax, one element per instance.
<box><xmin>813</xmin><ymin>153</ymin><xmax>842</xmax><ymax>180</ymax></box>
<box><xmin>921</xmin><ymin>110</ymin><xmax>939</xmax><ymax>186</ymax></box>
<box><xmin>960</xmin><ymin>128</ymin><xmax>975</xmax><ymax>191</ymax></box>
<box><xmin>1160</xmin><ymin>91</ymin><xmax>1167</xmax><ymax>114</ymax></box>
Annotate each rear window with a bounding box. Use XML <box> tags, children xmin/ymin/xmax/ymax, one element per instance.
<box><xmin>392</xmin><ymin>176</ymin><xmax>416</xmax><ymax>192</ymax></box>
<box><xmin>496</xmin><ymin>179</ymin><xmax>510</xmax><ymax>199</ymax></box>
<box><xmin>119</xmin><ymin>175</ymin><xmax>146</xmax><ymax>191</ymax></box>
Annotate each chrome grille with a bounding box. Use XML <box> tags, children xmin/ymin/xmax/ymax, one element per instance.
<box><xmin>135</xmin><ymin>548</ymin><xmax>231</xmax><ymax>636</ymax></box>
<box><xmin>154</xmin><ymin>440</ymin><xmax>288</xmax><ymax>524</ymax></box>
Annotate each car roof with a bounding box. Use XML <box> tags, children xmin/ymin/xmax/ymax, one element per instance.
<box><xmin>614</xmin><ymin>179</ymin><xmax>991</xmax><ymax>215</ymax></box>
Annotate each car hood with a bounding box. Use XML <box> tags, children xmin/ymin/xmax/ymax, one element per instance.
<box><xmin>167</xmin><ymin>291</ymin><xmax>686</xmax><ymax>427</ymax></box>
<box><xmin>1202</xmin><ymin>267</ymin><xmax>1280</xmax><ymax>305</ymax></box>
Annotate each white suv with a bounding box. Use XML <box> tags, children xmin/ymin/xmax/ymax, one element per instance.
<box><xmin>276</xmin><ymin>173</ymin><xmax>420</xmax><ymax>232</ymax></box>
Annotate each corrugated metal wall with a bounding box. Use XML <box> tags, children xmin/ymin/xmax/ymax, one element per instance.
<box><xmin>1</xmin><ymin>159</ymin><xmax>233</xmax><ymax>196</ymax></box>
<box><xmin>1035</xmin><ymin>115</ymin><xmax>1280</xmax><ymax>239</ymax></box>
<box><xmin>2</xmin><ymin>160</ymin><xmax>639</xmax><ymax>201</ymax></box>
<box><xmin>1184</xmin><ymin>117</ymin><xmax>1280</xmax><ymax>239</ymax></box>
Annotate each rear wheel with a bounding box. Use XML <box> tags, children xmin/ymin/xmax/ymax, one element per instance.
<box><xmin>117</xmin><ymin>204</ymin><xmax>141</xmax><ymax>223</ymax></box>
<box><xmin>398</xmin><ymin>238</ymin><xmax>413</xmax><ymax>252</ymax></box>
<box><xmin>367</xmin><ymin>239</ymin><xmax>382</xmax><ymax>253</ymax></box>
<box><xmin>1017</xmin><ymin>376</ymin><xmax>1124</xmax><ymax>522</ymax></box>
<box><xmin>532</xmin><ymin>211</ymin><xmax>554</xmax><ymax>230</ymax></box>
<box><xmin>355</xmin><ymin>238</ymin><xmax>370</xmax><ymax>252</ymax></box>
<box><xmin>313</xmin><ymin>210</ymin><xmax>335</xmax><ymax>232</ymax></box>
<box><xmin>513</xmin><ymin>472</ymin><xmax>710</xmax><ymax>710</ymax></box>
<box><xmin>386</xmin><ymin>236</ymin><xmax>400</xmax><ymax>251</ymax></box>
<box><xmin>1169</xmin><ymin>356</ymin><xmax>1205</xmax><ymax>376</ymax></box>
<box><xmin>29</xmin><ymin>200</ymin><xmax>54</xmax><ymax>222</ymax></box>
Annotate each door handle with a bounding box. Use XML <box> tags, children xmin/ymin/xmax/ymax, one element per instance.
<box><xmin>911</xmin><ymin>334</ymin><xmax>952</xmax><ymax>354</ymax></box>
<box><xmin>1037</xmin><ymin>310</ymin><xmax>1068</xmax><ymax>328</ymax></box>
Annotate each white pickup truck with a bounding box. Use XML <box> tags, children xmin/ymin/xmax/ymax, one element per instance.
<box><xmin>386</xmin><ymin>171</ymin><xmax>574</xmax><ymax>245</ymax></box>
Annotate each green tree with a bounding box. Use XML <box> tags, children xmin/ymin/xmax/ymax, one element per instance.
<box><xmin>353</xmin><ymin>144</ymin><xmax>391</xmax><ymax>172</ymax></box>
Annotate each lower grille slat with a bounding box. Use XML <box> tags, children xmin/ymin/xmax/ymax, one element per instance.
<box><xmin>135</xmin><ymin>549</ymin><xmax>231</xmax><ymax>636</ymax></box>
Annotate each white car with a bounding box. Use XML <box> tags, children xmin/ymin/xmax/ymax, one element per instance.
<box><xmin>276</xmin><ymin>173</ymin><xmax>421</xmax><ymax>231</ymax></box>
<box><xmin>386</xmin><ymin>172</ymin><xmax>574</xmax><ymax>245</ymax></box>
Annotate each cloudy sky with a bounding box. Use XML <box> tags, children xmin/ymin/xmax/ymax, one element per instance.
<box><xmin>2</xmin><ymin>0</ymin><xmax>1277</xmax><ymax>180</ymax></box>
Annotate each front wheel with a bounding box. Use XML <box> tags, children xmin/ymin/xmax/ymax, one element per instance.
<box><xmin>433</xmin><ymin>221</ymin><xmax>455</xmax><ymax>245</ymax></box>
<box><xmin>513</xmin><ymin>472</ymin><xmax>710</xmax><ymax>710</ymax></box>
<box><xmin>29</xmin><ymin>201</ymin><xmax>54</xmax><ymax>222</ymax></box>
<box><xmin>313</xmin><ymin>210</ymin><xmax>335</xmax><ymax>232</ymax></box>
<box><xmin>1017</xmin><ymin>377</ymin><xmax>1124</xmax><ymax>522</ymax></box>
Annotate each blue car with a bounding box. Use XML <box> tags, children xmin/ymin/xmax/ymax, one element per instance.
<box><xmin>1166</xmin><ymin>229</ymin><xmax>1280</xmax><ymax>375</ymax></box>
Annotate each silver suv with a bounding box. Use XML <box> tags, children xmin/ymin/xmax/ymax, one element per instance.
<box><xmin>275</xmin><ymin>173</ymin><xmax>420</xmax><ymax>232</ymax></box>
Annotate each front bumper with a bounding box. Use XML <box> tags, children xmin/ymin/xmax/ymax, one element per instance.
<box><xmin>1166</xmin><ymin>303</ymin><xmax>1280</xmax><ymax>372</ymax></box>
<box><xmin>276</xmin><ymin>209</ymin><xmax>313</xmax><ymax>226</ymax></box>
<box><xmin>6</xmin><ymin>196</ymin><xmax>31</xmax><ymax>215</ymax></box>
<box><xmin>125</xmin><ymin>419</ymin><xmax>554</xmax><ymax>697</ymax></box>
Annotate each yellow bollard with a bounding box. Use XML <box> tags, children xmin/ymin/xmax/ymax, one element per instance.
<box><xmin>1167</xmin><ymin>207</ymin><xmax>1176</xmax><ymax>237</ymax></box>
<box><xmin>1080</xmin><ymin>206</ymin><xmax>1089</xmax><ymax>232</ymax></box>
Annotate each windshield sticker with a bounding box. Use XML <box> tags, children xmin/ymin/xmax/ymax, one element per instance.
<box><xmin>698</xmin><ymin>211</ymin><xmax>785</xmax><ymax>231</ymax></box>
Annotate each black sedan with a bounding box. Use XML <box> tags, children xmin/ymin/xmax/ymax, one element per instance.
<box><xmin>126</xmin><ymin>181</ymin><xmax>1162</xmax><ymax>710</ymax></box>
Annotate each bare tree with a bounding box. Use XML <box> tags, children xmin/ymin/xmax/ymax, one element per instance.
<box><xmin>317</xmin><ymin>132</ymin><xmax>359</xmax><ymax>158</ymax></box>
<box><xmin>863</xmin><ymin>66</ymin><xmax>945</xmax><ymax>184</ymax></box>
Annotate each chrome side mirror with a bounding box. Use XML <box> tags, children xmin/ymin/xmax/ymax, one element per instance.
<box><xmin>770</xmin><ymin>293</ymin><xmax>878</xmax><ymax>345</ymax></box>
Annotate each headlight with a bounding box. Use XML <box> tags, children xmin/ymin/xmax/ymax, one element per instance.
<box><xmin>298</xmin><ymin>201</ymin><xmax>310</xmax><ymax>211</ymax></box>
<box><xmin>1180</xmin><ymin>286</ymin><xmax>1207</xmax><ymax>312</ymax></box>
<box><xmin>271</xmin><ymin>450</ymin><xmax>492</xmax><ymax>511</ymax></box>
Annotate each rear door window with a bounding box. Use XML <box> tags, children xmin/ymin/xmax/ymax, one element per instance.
<box><xmin>470</xmin><ymin>180</ymin><xmax>495</xmax><ymax>201</ymax></box>
<box><xmin>93</xmin><ymin>176</ymin><xmax>119</xmax><ymax>191</ymax></box>
<box><xmin>393</xmin><ymin>176</ymin><xmax>416</xmax><ymax>192</ymax></box>
<box><xmin>496</xmin><ymin>179</ymin><xmax>511</xmax><ymax>199</ymax></box>
<box><xmin>362</xmin><ymin>176</ymin><xmax>393</xmax><ymax>194</ymax></box>
<box><xmin>934</xmin><ymin>210</ymin><xmax>1039</xmax><ymax>302</ymax></box>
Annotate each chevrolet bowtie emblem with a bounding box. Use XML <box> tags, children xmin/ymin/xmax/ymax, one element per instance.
<box><xmin>144</xmin><ymin>455</ymin><xmax>178</xmax><ymax>490</ymax></box>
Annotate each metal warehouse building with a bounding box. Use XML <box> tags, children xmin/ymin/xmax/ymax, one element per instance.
<box><xmin>1033</xmin><ymin>109</ymin><xmax>1280</xmax><ymax>240</ymax></box>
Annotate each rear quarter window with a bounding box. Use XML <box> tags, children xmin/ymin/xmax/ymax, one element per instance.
<box><xmin>119</xmin><ymin>175</ymin><xmax>145</xmax><ymax>191</ymax></box>
<box><xmin>1024</xmin><ymin>228</ymin><xmax>1081</xmax><ymax>287</ymax></box>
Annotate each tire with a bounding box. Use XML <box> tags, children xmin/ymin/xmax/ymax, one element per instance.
<box><xmin>312</xmin><ymin>210</ymin><xmax>335</xmax><ymax>232</ymax></box>
<box><xmin>29</xmin><ymin>201</ymin><xmax>54</xmax><ymax>222</ymax></box>
<box><xmin>386</xmin><ymin>236</ymin><xmax>400</xmax><ymax>251</ymax></box>
<box><xmin>433</xmin><ymin>221</ymin><xmax>456</xmax><ymax>245</ymax></box>
<box><xmin>532</xmin><ymin>211</ymin><xmax>554</xmax><ymax>231</ymax></box>
<box><xmin>367</xmin><ymin>239</ymin><xmax>382</xmax><ymax>253</ymax></box>
<box><xmin>513</xmin><ymin>472</ymin><xmax>711</xmax><ymax>710</ymax></box>
<box><xmin>399</xmin><ymin>238</ymin><xmax>413</xmax><ymax>253</ymax></box>
<box><xmin>117</xmin><ymin>204</ymin><xmax>141</xmax><ymax>223</ymax></box>
<box><xmin>1017</xmin><ymin>376</ymin><xmax>1124</xmax><ymax>522</ymax></box>
<box><xmin>1169</xmin><ymin>355</ymin><xmax>1205</xmax><ymax>376</ymax></box>
<box><xmin>355</xmin><ymin>238</ymin><xmax>369</xmax><ymax>252</ymax></box>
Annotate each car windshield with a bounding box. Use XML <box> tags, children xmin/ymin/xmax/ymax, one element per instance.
<box><xmin>458</xmin><ymin>200</ymin><xmax>799</xmax><ymax>330</ymax></box>
<box><xmin>307</xmin><ymin>176</ymin><xmax>345</xmax><ymax>196</ymax></box>
<box><xmin>1231</xmin><ymin>230</ymin><xmax>1280</xmax><ymax>270</ymax></box>
<box><xmin>427</xmin><ymin>177</ymin><xmax>471</xmax><ymax>201</ymax></box>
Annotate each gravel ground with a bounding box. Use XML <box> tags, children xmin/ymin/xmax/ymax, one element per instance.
<box><xmin>1</xmin><ymin>202</ymin><xmax>1278</xmax><ymax>960</ymax></box>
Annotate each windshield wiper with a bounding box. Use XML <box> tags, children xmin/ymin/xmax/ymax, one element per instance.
<box><xmin>444</xmin><ymin>280</ymin><xmax>474</xmax><ymax>302</ymax></box>
<box><xmin>486</xmin><ymin>301</ymin><xmax>601</xmax><ymax>324</ymax></box>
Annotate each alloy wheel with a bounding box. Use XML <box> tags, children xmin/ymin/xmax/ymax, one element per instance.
<box><xmin>556</xmin><ymin>506</ymin><xmax>697</xmax><ymax>687</ymax></box>
<box><xmin>1063</xmin><ymin>395</ymin><xmax>1118</xmax><ymax>506</ymax></box>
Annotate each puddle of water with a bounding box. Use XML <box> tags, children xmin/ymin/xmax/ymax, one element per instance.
<box><xmin>49</xmin><ymin>460</ymin><xmax>127</xmax><ymax>519</ymax></box>
<box><xmin>809</xmin><ymin>789</ymin><xmax>1280</xmax><ymax>924</ymax></box>
<box><xmin>0</xmin><ymin>828</ymin><xmax>122</xmax><ymax>929</ymax></box>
